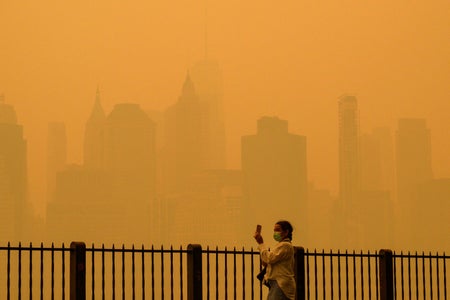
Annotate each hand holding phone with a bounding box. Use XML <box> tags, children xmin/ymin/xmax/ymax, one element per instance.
<box><xmin>254</xmin><ymin>224</ymin><xmax>263</xmax><ymax>244</ymax></box>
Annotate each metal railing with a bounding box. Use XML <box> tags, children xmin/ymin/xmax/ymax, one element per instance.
<box><xmin>0</xmin><ymin>242</ymin><xmax>448</xmax><ymax>300</ymax></box>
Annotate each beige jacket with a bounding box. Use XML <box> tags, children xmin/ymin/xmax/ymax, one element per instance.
<box><xmin>258</xmin><ymin>239</ymin><xmax>296</xmax><ymax>299</ymax></box>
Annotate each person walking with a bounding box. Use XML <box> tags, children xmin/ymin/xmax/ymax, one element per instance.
<box><xmin>254</xmin><ymin>220</ymin><xmax>296</xmax><ymax>300</ymax></box>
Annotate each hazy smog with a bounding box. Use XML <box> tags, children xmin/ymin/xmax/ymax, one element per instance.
<box><xmin>1</xmin><ymin>0</ymin><xmax>449</xmax><ymax>253</ymax></box>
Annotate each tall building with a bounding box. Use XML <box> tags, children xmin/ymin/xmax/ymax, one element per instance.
<box><xmin>163</xmin><ymin>73</ymin><xmax>209</xmax><ymax>194</ymax></box>
<box><xmin>47</xmin><ymin>122</ymin><xmax>67</xmax><ymax>203</ymax></box>
<box><xmin>190</xmin><ymin>59</ymin><xmax>226</xmax><ymax>169</ymax></box>
<box><xmin>338</xmin><ymin>95</ymin><xmax>360</xmax><ymax>246</ymax></box>
<box><xmin>83</xmin><ymin>87</ymin><xmax>106</xmax><ymax>169</ymax></box>
<box><xmin>359</xmin><ymin>127</ymin><xmax>395</xmax><ymax>249</ymax></box>
<box><xmin>396</xmin><ymin>118</ymin><xmax>433</xmax><ymax>203</ymax></box>
<box><xmin>395</xmin><ymin>118</ymin><xmax>433</xmax><ymax>247</ymax></box>
<box><xmin>103</xmin><ymin>103</ymin><xmax>157</xmax><ymax>238</ymax></box>
<box><xmin>241</xmin><ymin>116</ymin><xmax>308</xmax><ymax>242</ymax></box>
<box><xmin>0</xmin><ymin>97</ymin><xmax>27</xmax><ymax>241</ymax></box>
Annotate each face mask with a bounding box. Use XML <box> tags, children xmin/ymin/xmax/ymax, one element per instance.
<box><xmin>273</xmin><ymin>231</ymin><xmax>282</xmax><ymax>242</ymax></box>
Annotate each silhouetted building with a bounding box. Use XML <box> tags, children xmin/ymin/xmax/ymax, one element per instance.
<box><xmin>47</xmin><ymin>122</ymin><xmax>67</xmax><ymax>203</ymax></box>
<box><xmin>164</xmin><ymin>170</ymin><xmax>243</xmax><ymax>247</ymax></box>
<box><xmin>396</xmin><ymin>118</ymin><xmax>433</xmax><ymax>203</ymax></box>
<box><xmin>413</xmin><ymin>178</ymin><xmax>450</xmax><ymax>251</ymax></box>
<box><xmin>47</xmin><ymin>101</ymin><xmax>158</xmax><ymax>244</ymax></box>
<box><xmin>83</xmin><ymin>87</ymin><xmax>106</xmax><ymax>169</ymax></box>
<box><xmin>191</xmin><ymin>59</ymin><xmax>226</xmax><ymax>169</ymax></box>
<box><xmin>360</xmin><ymin>127</ymin><xmax>395</xmax><ymax>249</ymax></box>
<box><xmin>103</xmin><ymin>103</ymin><xmax>157</xmax><ymax>239</ymax></box>
<box><xmin>0</xmin><ymin>98</ymin><xmax>27</xmax><ymax>241</ymax></box>
<box><xmin>242</xmin><ymin>116</ymin><xmax>308</xmax><ymax>242</ymax></box>
<box><xmin>338</xmin><ymin>95</ymin><xmax>360</xmax><ymax>245</ymax></box>
<box><xmin>395</xmin><ymin>118</ymin><xmax>433</xmax><ymax>247</ymax></box>
<box><xmin>163</xmin><ymin>73</ymin><xmax>209</xmax><ymax>193</ymax></box>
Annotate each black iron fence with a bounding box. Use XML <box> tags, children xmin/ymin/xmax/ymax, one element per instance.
<box><xmin>0</xmin><ymin>242</ymin><xmax>448</xmax><ymax>299</ymax></box>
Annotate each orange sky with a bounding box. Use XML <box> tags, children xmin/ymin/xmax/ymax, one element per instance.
<box><xmin>1</xmin><ymin>0</ymin><xmax>449</xmax><ymax>214</ymax></box>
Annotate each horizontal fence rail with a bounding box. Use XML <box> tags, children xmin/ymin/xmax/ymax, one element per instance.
<box><xmin>1</xmin><ymin>242</ymin><xmax>448</xmax><ymax>300</ymax></box>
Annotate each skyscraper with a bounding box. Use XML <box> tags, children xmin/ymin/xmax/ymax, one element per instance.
<box><xmin>0</xmin><ymin>97</ymin><xmax>27</xmax><ymax>241</ymax></box>
<box><xmin>396</xmin><ymin>118</ymin><xmax>433</xmax><ymax>203</ymax></box>
<box><xmin>395</xmin><ymin>118</ymin><xmax>433</xmax><ymax>246</ymax></box>
<box><xmin>47</xmin><ymin>122</ymin><xmax>66</xmax><ymax>203</ymax></box>
<box><xmin>84</xmin><ymin>87</ymin><xmax>106</xmax><ymax>169</ymax></box>
<box><xmin>338</xmin><ymin>95</ymin><xmax>360</xmax><ymax>245</ymax></box>
<box><xmin>241</xmin><ymin>116</ymin><xmax>308</xmax><ymax>241</ymax></box>
<box><xmin>190</xmin><ymin>59</ymin><xmax>226</xmax><ymax>169</ymax></box>
<box><xmin>163</xmin><ymin>73</ymin><xmax>209</xmax><ymax>194</ymax></box>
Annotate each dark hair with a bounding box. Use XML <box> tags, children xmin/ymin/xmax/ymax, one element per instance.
<box><xmin>276</xmin><ymin>220</ymin><xmax>293</xmax><ymax>241</ymax></box>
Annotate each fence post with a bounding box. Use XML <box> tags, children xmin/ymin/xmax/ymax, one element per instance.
<box><xmin>70</xmin><ymin>242</ymin><xmax>86</xmax><ymax>300</ymax></box>
<box><xmin>187</xmin><ymin>244</ymin><xmax>202</xmax><ymax>300</ymax></box>
<box><xmin>294</xmin><ymin>246</ymin><xmax>306</xmax><ymax>300</ymax></box>
<box><xmin>379</xmin><ymin>249</ymin><xmax>394</xmax><ymax>300</ymax></box>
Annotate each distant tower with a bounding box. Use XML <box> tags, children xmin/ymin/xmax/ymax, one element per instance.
<box><xmin>395</xmin><ymin>118</ymin><xmax>433</xmax><ymax>247</ymax></box>
<box><xmin>84</xmin><ymin>87</ymin><xmax>106</xmax><ymax>169</ymax></box>
<box><xmin>338</xmin><ymin>95</ymin><xmax>360</xmax><ymax>244</ymax></box>
<box><xmin>103</xmin><ymin>103</ymin><xmax>157</xmax><ymax>238</ymax></box>
<box><xmin>163</xmin><ymin>73</ymin><xmax>209</xmax><ymax>193</ymax></box>
<box><xmin>396</xmin><ymin>118</ymin><xmax>433</xmax><ymax>203</ymax></box>
<box><xmin>190</xmin><ymin>60</ymin><xmax>226</xmax><ymax>169</ymax></box>
<box><xmin>0</xmin><ymin>97</ymin><xmax>27</xmax><ymax>241</ymax></box>
<box><xmin>47</xmin><ymin>122</ymin><xmax>67</xmax><ymax>203</ymax></box>
<box><xmin>242</xmin><ymin>116</ymin><xmax>308</xmax><ymax>241</ymax></box>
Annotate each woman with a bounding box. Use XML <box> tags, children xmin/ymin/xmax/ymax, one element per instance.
<box><xmin>254</xmin><ymin>220</ymin><xmax>296</xmax><ymax>300</ymax></box>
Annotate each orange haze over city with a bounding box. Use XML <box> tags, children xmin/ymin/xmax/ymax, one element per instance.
<box><xmin>1</xmin><ymin>0</ymin><xmax>449</xmax><ymax>250</ymax></box>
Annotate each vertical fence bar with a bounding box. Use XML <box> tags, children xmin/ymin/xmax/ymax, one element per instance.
<box><xmin>30</xmin><ymin>242</ymin><xmax>33</xmax><ymax>300</ymax></box>
<box><xmin>407</xmin><ymin>252</ymin><xmax>411</xmax><ymax>300</ymax></box>
<box><xmin>121</xmin><ymin>245</ymin><xmax>125</xmax><ymax>300</ymax></box>
<box><xmin>151</xmin><ymin>246</ymin><xmax>154</xmax><ymax>300</ymax></box>
<box><xmin>101</xmin><ymin>245</ymin><xmax>105</xmax><ymax>300</ymax></box>
<box><xmin>400</xmin><ymin>251</ymin><xmax>404</xmax><ymax>300</ymax></box>
<box><xmin>435</xmin><ymin>252</ymin><xmax>439</xmax><ymax>300</ymax></box>
<box><xmin>51</xmin><ymin>243</ymin><xmax>55</xmax><ymax>300</ymax></box>
<box><xmin>338</xmin><ymin>250</ymin><xmax>342</xmax><ymax>300</ymax></box>
<box><xmin>306</xmin><ymin>250</ymin><xmax>310</xmax><ymax>300</ymax></box>
<box><xmin>368</xmin><ymin>251</ymin><xmax>372</xmax><ymax>300</ymax></box>
<box><xmin>295</xmin><ymin>247</ymin><xmax>305</xmax><ymax>300</ymax></box>
<box><xmin>206</xmin><ymin>247</ymin><xmax>210</xmax><ymax>300</ymax></box>
<box><xmin>379</xmin><ymin>249</ymin><xmax>393</xmax><ymax>300</ymax></box>
<box><xmin>422</xmin><ymin>252</ymin><xmax>426</xmax><ymax>300</ymax></box>
<box><xmin>241</xmin><ymin>248</ymin><xmax>245</xmax><ymax>300</ymax></box>
<box><xmin>179</xmin><ymin>246</ymin><xmax>183</xmax><ymax>300</ymax></box>
<box><xmin>314</xmin><ymin>249</ymin><xmax>318</xmax><ymax>299</ymax></box>
<box><xmin>132</xmin><ymin>245</ymin><xmax>135</xmax><ymax>300</ymax></box>
<box><xmin>443</xmin><ymin>253</ymin><xmax>447</xmax><ymax>300</ymax></box>
<box><xmin>70</xmin><ymin>242</ymin><xmax>86</xmax><ymax>300</ymax></box>
<box><xmin>112</xmin><ymin>245</ymin><xmax>115</xmax><ymax>300</ymax></box>
<box><xmin>330</xmin><ymin>250</ymin><xmax>334</xmax><ymax>300</ymax></box>
<box><xmin>360</xmin><ymin>251</ymin><xmax>364</xmax><ymax>300</ymax></box>
<box><xmin>92</xmin><ymin>244</ymin><xmax>95</xmax><ymax>300</ymax></box>
<box><xmin>322</xmin><ymin>250</ymin><xmax>326</xmax><ymax>299</ymax></box>
<box><xmin>19</xmin><ymin>242</ymin><xmax>22</xmax><ymax>300</ymax></box>
<box><xmin>141</xmin><ymin>245</ymin><xmax>145</xmax><ymax>300</ymax></box>
<box><xmin>225</xmin><ymin>247</ymin><xmax>228</xmax><ymax>300</ymax></box>
<box><xmin>40</xmin><ymin>243</ymin><xmax>44</xmax><ymax>300</ymax></box>
<box><xmin>7</xmin><ymin>242</ymin><xmax>11</xmax><ymax>300</ymax></box>
<box><xmin>62</xmin><ymin>243</ymin><xmax>65</xmax><ymax>300</ymax></box>
<box><xmin>170</xmin><ymin>246</ymin><xmax>173</xmax><ymax>300</ymax></box>
<box><xmin>345</xmin><ymin>250</ymin><xmax>349</xmax><ymax>300</ymax></box>
<box><xmin>161</xmin><ymin>245</ymin><xmax>164</xmax><ymax>300</ymax></box>
<box><xmin>429</xmin><ymin>252</ymin><xmax>433</xmax><ymax>300</ymax></box>
<box><xmin>215</xmin><ymin>247</ymin><xmax>219</xmax><ymax>300</ymax></box>
<box><xmin>233</xmin><ymin>247</ymin><xmax>237</xmax><ymax>300</ymax></box>
<box><xmin>187</xmin><ymin>244</ymin><xmax>202</xmax><ymax>300</ymax></box>
<box><xmin>415</xmin><ymin>252</ymin><xmax>419</xmax><ymax>300</ymax></box>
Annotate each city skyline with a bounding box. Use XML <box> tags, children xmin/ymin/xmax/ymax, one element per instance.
<box><xmin>1</xmin><ymin>0</ymin><xmax>449</xmax><ymax>252</ymax></box>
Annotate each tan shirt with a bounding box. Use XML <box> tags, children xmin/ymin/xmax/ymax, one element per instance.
<box><xmin>258</xmin><ymin>239</ymin><xmax>296</xmax><ymax>300</ymax></box>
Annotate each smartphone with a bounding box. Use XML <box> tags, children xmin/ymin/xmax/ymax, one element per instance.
<box><xmin>256</xmin><ymin>224</ymin><xmax>262</xmax><ymax>234</ymax></box>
